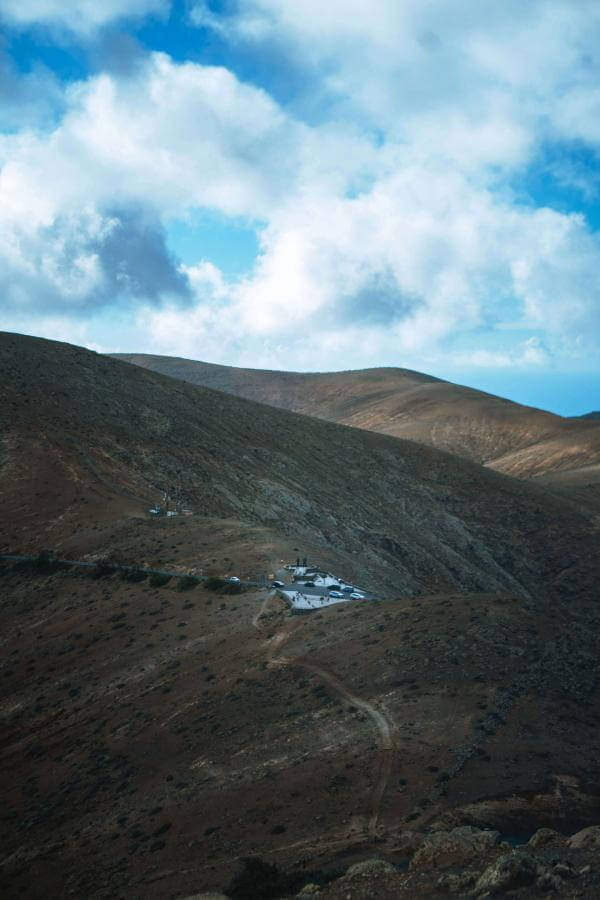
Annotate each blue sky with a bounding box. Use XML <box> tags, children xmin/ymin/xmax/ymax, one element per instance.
<box><xmin>0</xmin><ymin>0</ymin><xmax>599</xmax><ymax>414</ymax></box>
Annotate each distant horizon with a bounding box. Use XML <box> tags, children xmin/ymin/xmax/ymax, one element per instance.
<box><xmin>5</xmin><ymin>326</ymin><xmax>599</xmax><ymax>418</ymax></box>
<box><xmin>109</xmin><ymin>345</ymin><xmax>599</xmax><ymax>419</ymax></box>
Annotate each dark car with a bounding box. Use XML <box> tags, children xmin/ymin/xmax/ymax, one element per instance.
<box><xmin>271</xmin><ymin>580</ymin><xmax>285</xmax><ymax>588</ymax></box>
<box><xmin>304</xmin><ymin>580</ymin><xmax>315</xmax><ymax>586</ymax></box>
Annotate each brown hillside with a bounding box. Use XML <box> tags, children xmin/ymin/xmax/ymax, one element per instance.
<box><xmin>2</xmin><ymin>332</ymin><xmax>600</xmax><ymax>898</ymax></box>
<box><xmin>2</xmin><ymin>567</ymin><xmax>600</xmax><ymax>898</ymax></box>
<box><xmin>2</xmin><ymin>331</ymin><xmax>598</xmax><ymax>602</ymax></box>
<box><xmin>112</xmin><ymin>353</ymin><xmax>600</xmax><ymax>487</ymax></box>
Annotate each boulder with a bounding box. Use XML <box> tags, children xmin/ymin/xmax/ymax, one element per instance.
<box><xmin>410</xmin><ymin>826</ymin><xmax>501</xmax><ymax>871</ymax></box>
<box><xmin>536</xmin><ymin>871</ymin><xmax>564</xmax><ymax>892</ymax></box>
<box><xmin>436</xmin><ymin>871</ymin><xmax>476</xmax><ymax>893</ymax></box>
<box><xmin>296</xmin><ymin>884</ymin><xmax>320</xmax><ymax>897</ymax></box>
<box><xmin>567</xmin><ymin>825</ymin><xmax>600</xmax><ymax>849</ymax></box>
<box><xmin>345</xmin><ymin>858</ymin><xmax>396</xmax><ymax>878</ymax></box>
<box><xmin>474</xmin><ymin>851</ymin><xmax>539</xmax><ymax>895</ymax></box>
<box><xmin>528</xmin><ymin>827</ymin><xmax>563</xmax><ymax>848</ymax></box>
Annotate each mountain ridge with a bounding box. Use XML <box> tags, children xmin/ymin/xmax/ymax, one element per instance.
<box><xmin>111</xmin><ymin>353</ymin><xmax>600</xmax><ymax>488</ymax></box>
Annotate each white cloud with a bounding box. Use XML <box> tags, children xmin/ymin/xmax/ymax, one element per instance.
<box><xmin>3</xmin><ymin>2</ymin><xmax>600</xmax><ymax>372</ymax></box>
<box><xmin>452</xmin><ymin>338</ymin><xmax>549</xmax><ymax>370</ymax></box>
<box><xmin>0</xmin><ymin>53</ymin><xmax>310</xmax><ymax>313</ymax></box>
<box><xmin>0</xmin><ymin>0</ymin><xmax>168</xmax><ymax>35</ymax></box>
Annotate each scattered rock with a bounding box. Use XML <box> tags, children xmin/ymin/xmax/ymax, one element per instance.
<box><xmin>181</xmin><ymin>895</ymin><xmax>228</xmax><ymax>900</ymax></box>
<box><xmin>474</xmin><ymin>851</ymin><xmax>539</xmax><ymax>895</ymax></box>
<box><xmin>297</xmin><ymin>884</ymin><xmax>320</xmax><ymax>897</ymax></box>
<box><xmin>436</xmin><ymin>871</ymin><xmax>475</xmax><ymax>892</ymax></box>
<box><xmin>536</xmin><ymin>871</ymin><xmax>563</xmax><ymax>892</ymax></box>
<box><xmin>345</xmin><ymin>858</ymin><xmax>396</xmax><ymax>878</ymax></box>
<box><xmin>410</xmin><ymin>826</ymin><xmax>501</xmax><ymax>871</ymax></box>
<box><xmin>553</xmin><ymin>861</ymin><xmax>575</xmax><ymax>879</ymax></box>
<box><xmin>567</xmin><ymin>825</ymin><xmax>600</xmax><ymax>849</ymax></box>
<box><xmin>388</xmin><ymin>830</ymin><xmax>423</xmax><ymax>855</ymax></box>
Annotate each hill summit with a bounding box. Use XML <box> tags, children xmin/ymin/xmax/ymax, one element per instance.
<box><xmin>113</xmin><ymin>353</ymin><xmax>600</xmax><ymax>491</ymax></box>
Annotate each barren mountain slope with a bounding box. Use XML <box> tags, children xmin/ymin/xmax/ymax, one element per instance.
<box><xmin>2</xmin><ymin>567</ymin><xmax>600</xmax><ymax>898</ymax></box>
<box><xmin>113</xmin><ymin>353</ymin><xmax>600</xmax><ymax>483</ymax></box>
<box><xmin>2</xmin><ymin>332</ymin><xmax>600</xmax><ymax>899</ymax></box>
<box><xmin>2</xmin><ymin>332</ymin><xmax>599</xmax><ymax>603</ymax></box>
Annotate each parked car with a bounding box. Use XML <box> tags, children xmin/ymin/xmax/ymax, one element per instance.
<box><xmin>228</xmin><ymin>576</ymin><xmax>240</xmax><ymax>583</ymax></box>
<box><xmin>328</xmin><ymin>590</ymin><xmax>344</xmax><ymax>598</ymax></box>
<box><xmin>350</xmin><ymin>591</ymin><xmax>364</xmax><ymax>599</ymax></box>
<box><xmin>341</xmin><ymin>585</ymin><xmax>353</xmax><ymax>592</ymax></box>
<box><xmin>328</xmin><ymin>584</ymin><xmax>341</xmax><ymax>591</ymax></box>
<box><xmin>271</xmin><ymin>580</ymin><xmax>284</xmax><ymax>588</ymax></box>
<box><xmin>304</xmin><ymin>580</ymin><xmax>315</xmax><ymax>586</ymax></box>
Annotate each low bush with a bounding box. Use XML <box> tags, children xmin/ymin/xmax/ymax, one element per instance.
<box><xmin>205</xmin><ymin>576</ymin><xmax>228</xmax><ymax>591</ymax></box>
<box><xmin>91</xmin><ymin>558</ymin><xmax>117</xmax><ymax>579</ymax></box>
<box><xmin>178</xmin><ymin>575</ymin><xmax>200</xmax><ymax>591</ymax></box>
<box><xmin>205</xmin><ymin>576</ymin><xmax>247</xmax><ymax>594</ymax></box>
<box><xmin>150</xmin><ymin>572</ymin><xmax>171</xmax><ymax>588</ymax></box>
<box><xmin>121</xmin><ymin>568</ymin><xmax>148</xmax><ymax>583</ymax></box>
<box><xmin>222</xmin><ymin>581</ymin><xmax>246</xmax><ymax>595</ymax></box>
<box><xmin>15</xmin><ymin>550</ymin><xmax>69</xmax><ymax>574</ymax></box>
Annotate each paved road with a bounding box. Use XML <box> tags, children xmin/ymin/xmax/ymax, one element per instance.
<box><xmin>0</xmin><ymin>554</ymin><xmax>265</xmax><ymax>589</ymax></box>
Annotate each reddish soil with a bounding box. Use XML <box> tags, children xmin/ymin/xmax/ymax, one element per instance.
<box><xmin>2</xmin><ymin>560</ymin><xmax>600</xmax><ymax>898</ymax></box>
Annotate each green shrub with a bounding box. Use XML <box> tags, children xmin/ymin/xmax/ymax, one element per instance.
<box><xmin>121</xmin><ymin>568</ymin><xmax>148</xmax><ymax>583</ymax></box>
<box><xmin>91</xmin><ymin>558</ymin><xmax>117</xmax><ymax>579</ymax></box>
<box><xmin>30</xmin><ymin>550</ymin><xmax>67</xmax><ymax>573</ymax></box>
<box><xmin>222</xmin><ymin>581</ymin><xmax>246</xmax><ymax>595</ymax></box>
<box><xmin>150</xmin><ymin>572</ymin><xmax>171</xmax><ymax>588</ymax></box>
<box><xmin>205</xmin><ymin>576</ymin><xmax>228</xmax><ymax>591</ymax></box>
<box><xmin>204</xmin><ymin>576</ymin><xmax>246</xmax><ymax>594</ymax></box>
<box><xmin>178</xmin><ymin>575</ymin><xmax>200</xmax><ymax>591</ymax></box>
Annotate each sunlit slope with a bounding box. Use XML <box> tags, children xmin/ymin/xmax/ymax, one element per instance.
<box><xmin>113</xmin><ymin>353</ymin><xmax>600</xmax><ymax>481</ymax></box>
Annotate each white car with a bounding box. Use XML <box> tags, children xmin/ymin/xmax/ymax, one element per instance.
<box><xmin>350</xmin><ymin>591</ymin><xmax>365</xmax><ymax>599</ymax></box>
<box><xmin>328</xmin><ymin>590</ymin><xmax>344</xmax><ymax>598</ymax></box>
<box><xmin>228</xmin><ymin>576</ymin><xmax>240</xmax><ymax>583</ymax></box>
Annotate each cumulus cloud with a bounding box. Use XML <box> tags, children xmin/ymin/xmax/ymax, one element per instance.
<box><xmin>0</xmin><ymin>204</ymin><xmax>189</xmax><ymax>313</ymax></box>
<box><xmin>0</xmin><ymin>0</ymin><xmax>168</xmax><ymax>35</ymax></box>
<box><xmin>2</xmin><ymin>2</ymin><xmax>600</xmax><ymax>371</ymax></box>
<box><xmin>0</xmin><ymin>49</ymin><xmax>65</xmax><ymax>131</ymax></box>
<box><xmin>0</xmin><ymin>53</ymin><xmax>307</xmax><ymax>313</ymax></box>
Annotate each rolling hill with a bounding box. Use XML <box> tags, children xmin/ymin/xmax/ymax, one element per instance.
<box><xmin>2</xmin><ymin>331</ymin><xmax>598</xmax><ymax>602</ymax></box>
<box><xmin>2</xmin><ymin>331</ymin><xmax>600</xmax><ymax>898</ymax></box>
<box><xmin>112</xmin><ymin>354</ymin><xmax>600</xmax><ymax>490</ymax></box>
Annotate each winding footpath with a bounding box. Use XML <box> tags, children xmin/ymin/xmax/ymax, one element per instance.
<box><xmin>253</xmin><ymin>591</ymin><xmax>395</xmax><ymax>838</ymax></box>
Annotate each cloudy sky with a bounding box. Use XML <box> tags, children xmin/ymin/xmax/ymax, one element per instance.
<box><xmin>1</xmin><ymin>0</ymin><xmax>599</xmax><ymax>413</ymax></box>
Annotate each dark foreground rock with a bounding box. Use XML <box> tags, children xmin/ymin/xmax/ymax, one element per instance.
<box><xmin>195</xmin><ymin>826</ymin><xmax>600</xmax><ymax>899</ymax></box>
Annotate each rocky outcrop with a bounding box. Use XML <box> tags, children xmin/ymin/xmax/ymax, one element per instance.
<box><xmin>567</xmin><ymin>825</ymin><xmax>600</xmax><ymax>849</ymax></box>
<box><xmin>410</xmin><ymin>826</ymin><xmax>503</xmax><ymax>871</ymax></box>
<box><xmin>474</xmin><ymin>852</ymin><xmax>539</xmax><ymax>894</ymax></box>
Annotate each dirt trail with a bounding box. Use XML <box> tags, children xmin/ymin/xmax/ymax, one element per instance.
<box><xmin>252</xmin><ymin>593</ymin><xmax>395</xmax><ymax>837</ymax></box>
